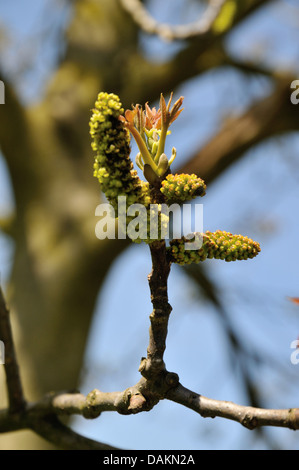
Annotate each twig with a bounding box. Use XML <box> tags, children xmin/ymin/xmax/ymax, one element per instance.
<box><xmin>166</xmin><ymin>383</ymin><xmax>299</xmax><ymax>430</ymax></box>
<box><xmin>0</xmin><ymin>381</ymin><xmax>295</xmax><ymax>433</ymax></box>
<box><xmin>140</xmin><ymin>240</ymin><xmax>172</xmax><ymax>377</ymax></box>
<box><xmin>31</xmin><ymin>388</ymin><xmax>145</xmax><ymax>417</ymax></box>
<box><xmin>0</xmin><ymin>407</ymin><xmax>120</xmax><ymax>450</ymax></box>
<box><xmin>0</xmin><ymin>286</ymin><xmax>26</xmax><ymax>414</ymax></box>
<box><xmin>29</xmin><ymin>415</ymin><xmax>119</xmax><ymax>450</ymax></box>
<box><xmin>120</xmin><ymin>0</ymin><xmax>226</xmax><ymax>41</ymax></box>
<box><xmin>0</xmin><ymin>408</ymin><xmax>27</xmax><ymax>433</ymax></box>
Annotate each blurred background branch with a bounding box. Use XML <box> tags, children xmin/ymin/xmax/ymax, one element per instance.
<box><xmin>119</xmin><ymin>0</ymin><xmax>226</xmax><ymax>41</ymax></box>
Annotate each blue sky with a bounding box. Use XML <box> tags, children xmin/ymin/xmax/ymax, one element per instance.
<box><xmin>1</xmin><ymin>0</ymin><xmax>299</xmax><ymax>450</ymax></box>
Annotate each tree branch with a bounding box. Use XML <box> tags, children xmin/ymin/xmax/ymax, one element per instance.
<box><xmin>1</xmin><ymin>192</ymin><xmax>299</xmax><ymax>446</ymax></box>
<box><xmin>0</xmin><ymin>71</ymin><xmax>33</xmax><ymax>200</ymax></box>
<box><xmin>121</xmin><ymin>1</ymin><xmax>274</xmax><ymax>115</ymax></box>
<box><xmin>0</xmin><ymin>287</ymin><xmax>26</xmax><ymax>414</ymax></box>
<box><xmin>166</xmin><ymin>383</ymin><xmax>299</xmax><ymax>430</ymax></box>
<box><xmin>29</xmin><ymin>415</ymin><xmax>119</xmax><ymax>450</ymax></box>
<box><xmin>1</xmin><ymin>379</ymin><xmax>297</xmax><ymax>437</ymax></box>
<box><xmin>120</xmin><ymin>0</ymin><xmax>273</xmax><ymax>46</ymax></box>
<box><xmin>140</xmin><ymin>240</ymin><xmax>172</xmax><ymax>378</ymax></box>
<box><xmin>180</xmin><ymin>76</ymin><xmax>297</xmax><ymax>184</ymax></box>
<box><xmin>28</xmin><ymin>387</ymin><xmax>145</xmax><ymax>418</ymax></box>
<box><xmin>0</xmin><ymin>407</ymin><xmax>119</xmax><ymax>450</ymax></box>
<box><xmin>119</xmin><ymin>0</ymin><xmax>226</xmax><ymax>41</ymax></box>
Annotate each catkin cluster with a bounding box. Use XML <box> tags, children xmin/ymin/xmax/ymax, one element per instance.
<box><xmin>90</xmin><ymin>91</ymin><xmax>261</xmax><ymax>261</ymax></box>
<box><xmin>168</xmin><ymin>231</ymin><xmax>261</xmax><ymax>265</ymax></box>
<box><xmin>160</xmin><ymin>173</ymin><xmax>206</xmax><ymax>204</ymax></box>
<box><xmin>89</xmin><ymin>92</ymin><xmax>150</xmax><ymax>212</ymax></box>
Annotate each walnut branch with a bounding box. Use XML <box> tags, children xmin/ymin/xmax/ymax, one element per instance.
<box><xmin>1</xmin><ymin>382</ymin><xmax>296</xmax><ymax>434</ymax></box>
<box><xmin>180</xmin><ymin>76</ymin><xmax>297</xmax><ymax>184</ymax></box>
<box><xmin>0</xmin><ymin>286</ymin><xmax>122</xmax><ymax>449</ymax></box>
<box><xmin>47</xmin><ymin>388</ymin><xmax>299</xmax><ymax>431</ymax></box>
<box><xmin>1</xmin><ymin>240</ymin><xmax>299</xmax><ymax>447</ymax></box>
<box><xmin>119</xmin><ymin>0</ymin><xmax>226</xmax><ymax>41</ymax></box>
<box><xmin>0</xmin><ymin>407</ymin><xmax>119</xmax><ymax>450</ymax></box>
<box><xmin>0</xmin><ymin>287</ymin><xmax>26</xmax><ymax>414</ymax></box>
<box><xmin>166</xmin><ymin>384</ymin><xmax>299</xmax><ymax>430</ymax></box>
<box><xmin>140</xmin><ymin>240</ymin><xmax>172</xmax><ymax>378</ymax></box>
<box><xmin>28</xmin><ymin>415</ymin><xmax>119</xmax><ymax>450</ymax></box>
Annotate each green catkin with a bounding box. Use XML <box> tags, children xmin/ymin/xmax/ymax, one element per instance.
<box><xmin>168</xmin><ymin>231</ymin><xmax>261</xmax><ymax>265</ymax></box>
<box><xmin>89</xmin><ymin>92</ymin><xmax>151</xmax><ymax>213</ymax></box>
<box><xmin>160</xmin><ymin>173</ymin><xmax>206</xmax><ymax>204</ymax></box>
